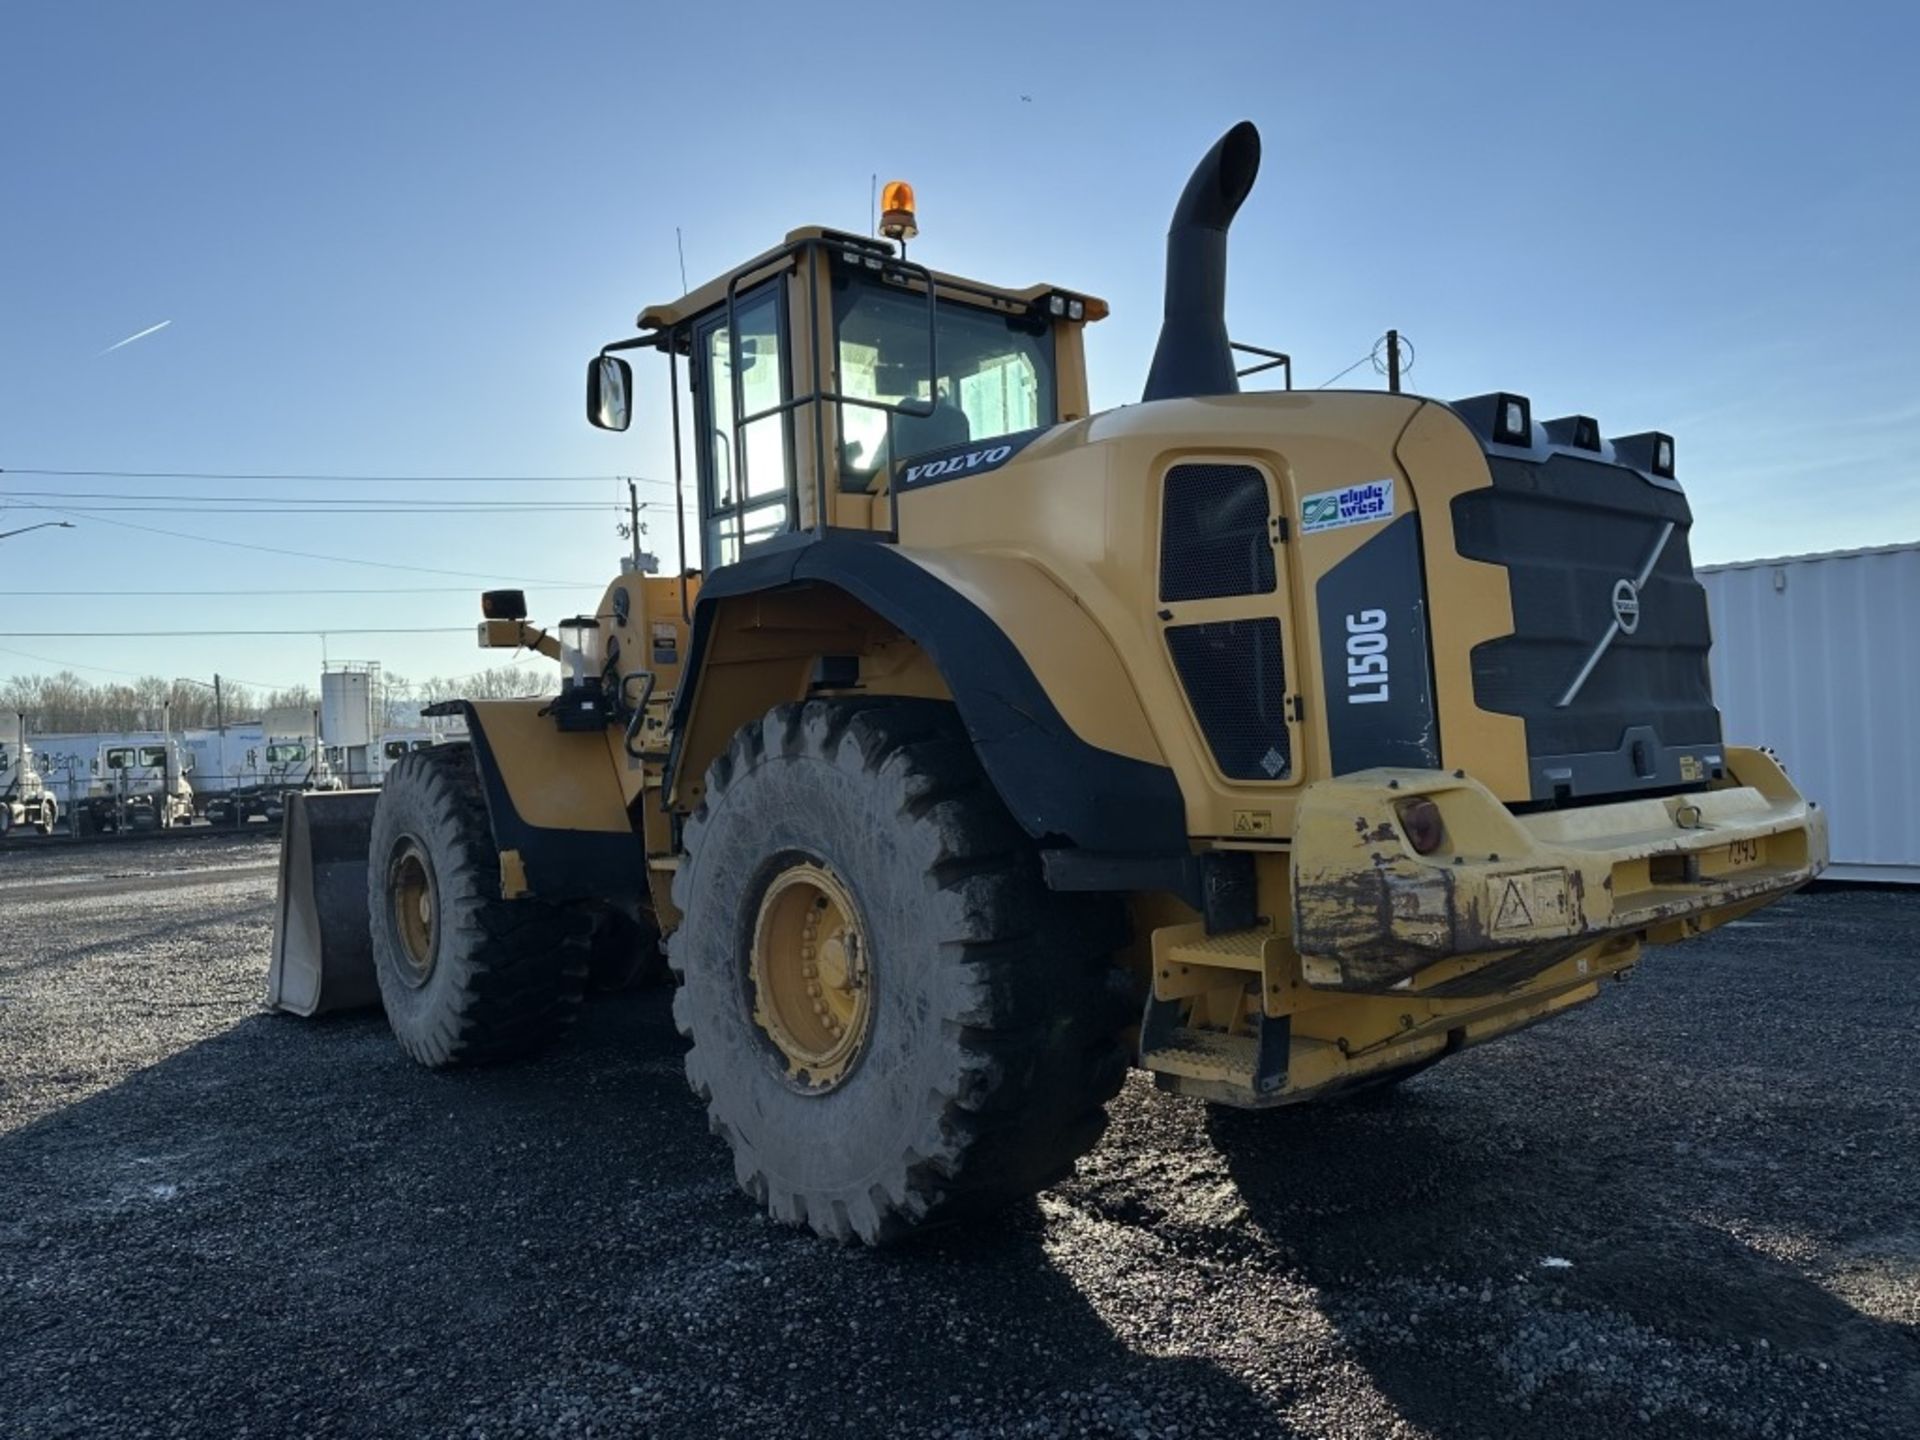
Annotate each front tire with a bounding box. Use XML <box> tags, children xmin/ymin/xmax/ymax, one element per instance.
<box><xmin>670</xmin><ymin>700</ymin><xmax>1130</xmax><ymax>1245</ymax></box>
<box><xmin>368</xmin><ymin>746</ymin><xmax>589</xmax><ymax>1068</ymax></box>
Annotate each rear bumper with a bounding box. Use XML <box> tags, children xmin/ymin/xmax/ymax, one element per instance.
<box><xmin>1291</xmin><ymin>746</ymin><xmax>1826</xmax><ymax>992</ymax></box>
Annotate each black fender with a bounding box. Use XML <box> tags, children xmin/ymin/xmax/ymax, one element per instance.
<box><xmin>422</xmin><ymin>698</ymin><xmax>649</xmax><ymax>910</ymax></box>
<box><xmin>667</xmin><ymin>535</ymin><xmax>1189</xmax><ymax>860</ymax></box>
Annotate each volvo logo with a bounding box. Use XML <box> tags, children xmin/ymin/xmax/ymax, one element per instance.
<box><xmin>1611</xmin><ymin>578</ymin><xmax>1641</xmax><ymax>634</ymax></box>
<box><xmin>1555</xmin><ymin>520</ymin><xmax>1676</xmax><ymax>708</ymax></box>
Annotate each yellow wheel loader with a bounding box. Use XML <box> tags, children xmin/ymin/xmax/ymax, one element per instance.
<box><xmin>269</xmin><ymin>122</ymin><xmax>1826</xmax><ymax>1244</ymax></box>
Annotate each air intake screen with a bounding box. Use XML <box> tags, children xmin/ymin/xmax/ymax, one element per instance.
<box><xmin>1159</xmin><ymin>463</ymin><xmax>1274</xmax><ymax>602</ymax></box>
<box><xmin>1166</xmin><ymin>619</ymin><xmax>1291</xmax><ymax>780</ymax></box>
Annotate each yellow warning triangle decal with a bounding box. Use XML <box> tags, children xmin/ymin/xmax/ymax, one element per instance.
<box><xmin>1494</xmin><ymin>877</ymin><xmax>1532</xmax><ymax>930</ymax></box>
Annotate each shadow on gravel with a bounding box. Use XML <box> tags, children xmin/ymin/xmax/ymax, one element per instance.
<box><xmin>0</xmin><ymin>989</ymin><xmax>1285</xmax><ymax>1438</ymax></box>
<box><xmin>1206</xmin><ymin>1080</ymin><xmax>1919</xmax><ymax>1437</ymax></box>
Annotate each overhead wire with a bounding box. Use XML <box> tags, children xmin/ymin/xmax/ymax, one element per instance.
<box><xmin>11</xmin><ymin>504</ymin><xmax>601</xmax><ymax>584</ymax></box>
<box><xmin>1314</xmin><ymin>352</ymin><xmax>1375</xmax><ymax>389</ymax></box>
<box><xmin>1</xmin><ymin>488</ymin><xmax>649</xmax><ymax>510</ymax></box>
<box><xmin>1</xmin><ymin>467</ymin><xmax>675</xmax><ymax>487</ymax></box>
<box><xmin>5</xmin><ymin>628</ymin><xmax>479</xmax><ymax>638</ymax></box>
<box><xmin>0</xmin><ymin>643</ymin><xmax>306</xmax><ymax>690</ymax></box>
<box><xmin>0</xmin><ymin>586</ymin><xmax>594</xmax><ymax>597</ymax></box>
<box><xmin>7</xmin><ymin>502</ymin><xmax>656</xmax><ymax>516</ymax></box>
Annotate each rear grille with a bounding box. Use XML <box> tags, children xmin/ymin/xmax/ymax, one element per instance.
<box><xmin>1453</xmin><ymin>450</ymin><xmax>1721</xmax><ymax>799</ymax></box>
<box><xmin>1166</xmin><ymin>619</ymin><xmax>1291</xmax><ymax>780</ymax></box>
<box><xmin>1159</xmin><ymin>463</ymin><xmax>1274</xmax><ymax>602</ymax></box>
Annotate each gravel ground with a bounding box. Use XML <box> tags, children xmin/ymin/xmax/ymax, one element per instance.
<box><xmin>0</xmin><ymin>838</ymin><xmax>1915</xmax><ymax>1439</ymax></box>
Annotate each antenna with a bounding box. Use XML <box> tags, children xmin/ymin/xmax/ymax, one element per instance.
<box><xmin>675</xmin><ymin>227</ymin><xmax>689</xmax><ymax>294</ymax></box>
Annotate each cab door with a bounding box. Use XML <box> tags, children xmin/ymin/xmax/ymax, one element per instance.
<box><xmin>692</xmin><ymin>280</ymin><xmax>797</xmax><ymax>567</ymax></box>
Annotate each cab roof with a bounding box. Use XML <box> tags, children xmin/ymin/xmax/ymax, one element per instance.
<box><xmin>635</xmin><ymin>226</ymin><xmax>1109</xmax><ymax>333</ymax></box>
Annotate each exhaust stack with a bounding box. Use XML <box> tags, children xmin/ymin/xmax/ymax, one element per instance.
<box><xmin>1142</xmin><ymin>121</ymin><xmax>1262</xmax><ymax>403</ymax></box>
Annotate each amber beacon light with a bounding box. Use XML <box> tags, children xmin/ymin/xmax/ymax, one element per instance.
<box><xmin>879</xmin><ymin>180</ymin><xmax>918</xmax><ymax>241</ymax></box>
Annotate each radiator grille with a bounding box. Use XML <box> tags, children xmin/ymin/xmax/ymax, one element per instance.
<box><xmin>1159</xmin><ymin>464</ymin><xmax>1274</xmax><ymax>602</ymax></box>
<box><xmin>1453</xmin><ymin>450</ymin><xmax>1720</xmax><ymax>798</ymax></box>
<box><xmin>1166</xmin><ymin>619</ymin><xmax>1291</xmax><ymax>780</ymax></box>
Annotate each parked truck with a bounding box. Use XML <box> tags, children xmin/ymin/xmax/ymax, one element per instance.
<box><xmin>0</xmin><ymin>717</ymin><xmax>59</xmax><ymax>836</ymax></box>
<box><xmin>75</xmin><ymin>737</ymin><xmax>195</xmax><ymax>835</ymax></box>
<box><xmin>197</xmin><ymin>710</ymin><xmax>341</xmax><ymax>826</ymax></box>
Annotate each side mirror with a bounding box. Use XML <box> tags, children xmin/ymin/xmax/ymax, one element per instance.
<box><xmin>587</xmin><ymin>353</ymin><xmax>633</xmax><ymax>432</ymax></box>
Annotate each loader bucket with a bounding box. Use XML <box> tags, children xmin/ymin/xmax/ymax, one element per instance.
<box><xmin>267</xmin><ymin>789</ymin><xmax>383</xmax><ymax>1016</ymax></box>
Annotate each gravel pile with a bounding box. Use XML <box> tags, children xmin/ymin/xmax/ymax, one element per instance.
<box><xmin>0</xmin><ymin>842</ymin><xmax>1914</xmax><ymax>1438</ymax></box>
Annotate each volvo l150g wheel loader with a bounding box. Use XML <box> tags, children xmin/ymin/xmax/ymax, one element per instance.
<box><xmin>269</xmin><ymin>122</ymin><xmax>1826</xmax><ymax>1244</ymax></box>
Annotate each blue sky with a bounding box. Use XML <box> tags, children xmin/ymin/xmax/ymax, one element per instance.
<box><xmin>3</xmin><ymin>1</ymin><xmax>1916</xmax><ymax>691</ymax></box>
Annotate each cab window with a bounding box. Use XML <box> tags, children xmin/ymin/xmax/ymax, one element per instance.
<box><xmin>697</xmin><ymin>282</ymin><xmax>793</xmax><ymax>566</ymax></box>
<box><xmin>141</xmin><ymin>746</ymin><xmax>166</xmax><ymax>767</ymax></box>
<box><xmin>384</xmin><ymin>741</ymin><xmax>408</xmax><ymax>760</ymax></box>
<box><xmin>106</xmin><ymin>748</ymin><xmax>132</xmax><ymax>769</ymax></box>
<box><xmin>410</xmin><ymin>740</ymin><xmax>434</xmax><ymax>752</ymax></box>
<box><xmin>267</xmin><ymin>744</ymin><xmax>306</xmax><ymax>764</ymax></box>
<box><xmin>833</xmin><ymin>274</ymin><xmax>1055</xmax><ymax>492</ymax></box>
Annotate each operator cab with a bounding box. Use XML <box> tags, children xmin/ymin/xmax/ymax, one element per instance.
<box><xmin>589</xmin><ymin>216</ymin><xmax>1105</xmax><ymax>569</ymax></box>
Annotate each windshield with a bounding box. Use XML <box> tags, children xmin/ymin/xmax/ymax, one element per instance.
<box><xmin>106</xmin><ymin>748</ymin><xmax>133</xmax><ymax>769</ymax></box>
<box><xmin>384</xmin><ymin>741</ymin><xmax>408</xmax><ymax>759</ymax></box>
<box><xmin>140</xmin><ymin>747</ymin><xmax>166</xmax><ymax>767</ymax></box>
<box><xmin>833</xmin><ymin>275</ymin><xmax>1055</xmax><ymax>491</ymax></box>
<box><xmin>267</xmin><ymin>744</ymin><xmax>306</xmax><ymax>764</ymax></box>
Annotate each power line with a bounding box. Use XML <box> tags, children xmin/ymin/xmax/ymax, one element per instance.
<box><xmin>1315</xmin><ymin>352</ymin><xmax>1375</xmax><ymax>389</ymax></box>
<box><xmin>2</xmin><ymin>488</ymin><xmax>642</xmax><ymax>510</ymax></box>
<box><xmin>0</xmin><ymin>585</ymin><xmax>597</xmax><ymax>597</ymax></box>
<box><xmin>0</xmin><ymin>642</ymin><xmax>305</xmax><ymax>689</ymax></box>
<box><xmin>17</xmin><ymin>504</ymin><xmax>600</xmax><ymax>585</ymax></box>
<box><xmin>7</xmin><ymin>503</ymin><xmax>653</xmax><ymax>516</ymax></box>
<box><xmin>2</xmin><ymin>467</ymin><xmax>675</xmax><ymax>487</ymax></box>
<box><xmin>0</xmin><ymin>643</ymin><xmax>167</xmax><ymax>680</ymax></box>
<box><xmin>4</xmin><ymin>628</ymin><xmax>477</xmax><ymax>638</ymax></box>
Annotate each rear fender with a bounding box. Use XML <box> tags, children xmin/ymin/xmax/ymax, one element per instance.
<box><xmin>666</xmin><ymin>537</ymin><xmax>1188</xmax><ymax>858</ymax></box>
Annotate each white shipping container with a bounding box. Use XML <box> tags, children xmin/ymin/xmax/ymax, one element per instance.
<box><xmin>1700</xmin><ymin>542</ymin><xmax>1920</xmax><ymax>883</ymax></box>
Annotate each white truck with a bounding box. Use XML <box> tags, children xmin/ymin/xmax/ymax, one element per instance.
<box><xmin>371</xmin><ymin>730</ymin><xmax>439</xmax><ymax>785</ymax></box>
<box><xmin>0</xmin><ymin>718</ymin><xmax>59</xmax><ymax>836</ymax></box>
<box><xmin>75</xmin><ymin>737</ymin><xmax>196</xmax><ymax>835</ymax></box>
<box><xmin>195</xmin><ymin>710</ymin><xmax>342</xmax><ymax>826</ymax></box>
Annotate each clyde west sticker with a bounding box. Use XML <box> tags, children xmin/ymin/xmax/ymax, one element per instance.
<box><xmin>1301</xmin><ymin>479</ymin><xmax>1395</xmax><ymax>534</ymax></box>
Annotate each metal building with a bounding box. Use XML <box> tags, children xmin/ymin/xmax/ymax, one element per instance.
<box><xmin>1700</xmin><ymin>542</ymin><xmax>1920</xmax><ymax>883</ymax></box>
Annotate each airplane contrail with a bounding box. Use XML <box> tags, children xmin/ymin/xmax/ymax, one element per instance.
<box><xmin>95</xmin><ymin>319</ymin><xmax>172</xmax><ymax>357</ymax></box>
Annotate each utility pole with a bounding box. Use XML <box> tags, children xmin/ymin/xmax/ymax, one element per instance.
<box><xmin>213</xmin><ymin>674</ymin><xmax>224</xmax><ymax>735</ymax></box>
<box><xmin>1385</xmin><ymin>329</ymin><xmax>1402</xmax><ymax>394</ymax></box>
<box><xmin>628</xmin><ymin>479</ymin><xmax>642</xmax><ymax>568</ymax></box>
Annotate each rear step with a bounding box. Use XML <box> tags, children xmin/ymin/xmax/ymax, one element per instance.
<box><xmin>1140</xmin><ymin>994</ymin><xmax>1291</xmax><ymax>1100</ymax></box>
<box><xmin>1140</xmin><ymin>921</ymin><xmax>1293</xmax><ymax>1104</ymax></box>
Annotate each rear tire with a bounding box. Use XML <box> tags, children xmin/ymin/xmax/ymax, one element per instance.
<box><xmin>670</xmin><ymin>699</ymin><xmax>1131</xmax><ymax>1245</ymax></box>
<box><xmin>368</xmin><ymin>745</ymin><xmax>589</xmax><ymax>1068</ymax></box>
<box><xmin>35</xmin><ymin>799</ymin><xmax>56</xmax><ymax>837</ymax></box>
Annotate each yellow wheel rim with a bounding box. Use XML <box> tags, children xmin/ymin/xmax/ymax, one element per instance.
<box><xmin>390</xmin><ymin>839</ymin><xmax>437</xmax><ymax>987</ymax></box>
<box><xmin>749</xmin><ymin>861</ymin><xmax>872</xmax><ymax>1091</ymax></box>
